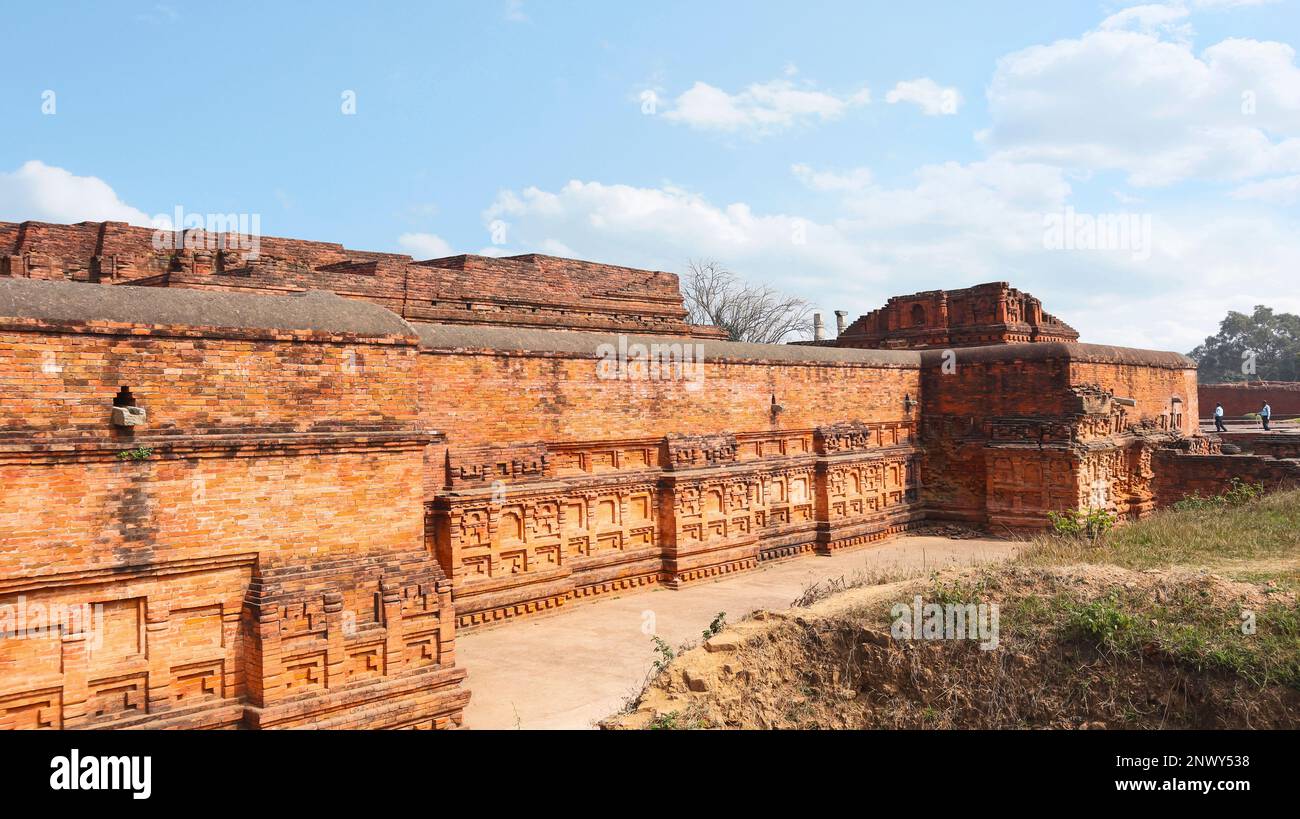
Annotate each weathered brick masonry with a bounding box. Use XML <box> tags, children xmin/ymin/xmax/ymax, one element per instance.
<box><xmin>2</xmin><ymin>219</ymin><xmax>1296</xmax><ymax>729</ymax></box>
<box><xmin>417</xmin><ymin>326</ymin><xmax>923</xmax><ymax>626</ymax></box>
<box><xmin>1198</xmin><ymin>381</ymin><xmax>1300</xmax><ymax>419</ymax></box>
<box><xmin>918</xmin><ymin>344</ymin><xmax>1201</xmax><ymax>529</ymax></box>
<box><xmin>835</xmin><ymin>282</ymin><xmax>1079</xmax><ymax>349</ymax></box>
<box><xmin>0</xmin><ymin>220</ymin><xmax>720</xmax><ymax>337</ymax></box>
<box><xmin>0</xmin><ymin>278</ymin><xmax>467</xmax><ymax>729</ymax></box>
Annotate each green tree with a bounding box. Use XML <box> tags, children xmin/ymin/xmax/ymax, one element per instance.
<box><xmin>1187</xmin><ymin>306</ymin><xmax>1300</xmax><ymax>384</ymax></box>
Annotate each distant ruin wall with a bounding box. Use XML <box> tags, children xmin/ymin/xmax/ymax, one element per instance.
<box><xmin>1198</xmin><ymin>381</ymin><xmax>1300</xmax><ymax>418</ymax></box>
<box><xmin>834</xmin><ymin>282</ymin><xmax>1079</xmax><ymax>350</ymax></box>
<box><xmin>1153</xmin><ymin>450</ymin><xmax>1300</xmax><ymax>505</ymax></box>
<box><xmin>0</xmin><ymin>220</ymin><xmax>712</xmax><ymax>338</ymax></box>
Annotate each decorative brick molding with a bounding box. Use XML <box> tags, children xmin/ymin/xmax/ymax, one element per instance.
<box><xmin>834</xmin><ymin>282</ymin><xmax>1079</xmax><ymax>349</ymax></box>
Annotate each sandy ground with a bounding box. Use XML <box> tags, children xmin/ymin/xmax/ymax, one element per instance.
<box><xmin>457</xmin><ymin>535</ymin><xmax>1020</xmax><ymax>730</ymax></box>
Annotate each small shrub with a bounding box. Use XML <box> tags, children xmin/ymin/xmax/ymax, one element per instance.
<box><xmin>1063</xmin><ymin>594</ymin><xmax>1136</xmax><ymax>647</ymax></box>
<box><xmin>930</xmin><ymin>572</ymin><xmax>987</xmax><ymax>606</ymax></box>
<box><xmin>116</xmin><ymin>446</ymin><xmax>154</xmax><ymax>461</ymax></box>
<box><xmin>650</xmin><ymin>636</ymin><xmax>675</xmax><ymax>675</ymax></box>
<box><xmin>1223</xmin><ymin>478</ymin><xmax>1264</xmax><ymax>506</ymax></box>
<box><xmin>647</xmin><ymin>711</ymin><xmax>680</xmax><ymax>730</ymax></box>
<box><xmin>1173</xmin><ymin>478</ymin><xmax>1263</xmax><ymax>512</ymax></box>
<box><xmin>702</xmin><ymin>611</ymin><xmax>727</xmax><ymax>641</ymax></box>
<box><xmin>1172</xmin><ymin>493</ymin><xmax>1215</xmax><ymax>512</ymax></box>
<box><xmin>1048</xmin><ymin>508</ymin><xmax>1114</xmax><ymax>541</ymax></box>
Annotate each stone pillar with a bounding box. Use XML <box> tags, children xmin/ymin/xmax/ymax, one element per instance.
<box><xmin>436</xmin><ymin>579</ymin><xmax>456</xmax><ymax>668</ymax></box>
<box><xmin>381</xmin><ymin>579</ymin><xmax>404</xmax><ymax>673</ymax></box>
<box><xmin>221</xmin><ymin>600</ymin><xmax>242</xmax><ymax>700</ymax></box>
<box><xmin>323</xmin><ymin>591</ymin><xmax>346</xmax><ymax>688</ymax></box>
<box><xmin>834</xmin><ymin>310</ymin><xmax>847</xmax><ymax>336</ymax></box>
<box><xmin>144</xmin><ymin>598</ymin><xmax>172</xmax><ymax>715</ymax></box>
<box><xmin>60</xmin><ymin>630</ymin><xmax>90</xmax><ymax>728</ymax></box>
<box><xmin>813</xmin><ymin>313</ymin><xmax>825</xmax><ymax>341</ymax></box>
<box><xmin>250</xmin><ymin>600</ymin><xmax>282</xmax><ymax>707</ymax></box>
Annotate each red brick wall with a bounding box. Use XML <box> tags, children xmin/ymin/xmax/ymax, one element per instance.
<box><xmin>0</xmin><ymin>307</ymin><xmax>468</xmax><ymax>730</ymax></box>
<box><xmin>416</xmin><ymin>334</ymin><xmax>925</xmax><ymax>625</ymax></box>
<box><xmin>0</xmin><ymin>326</ymin><xmax>418</xmax><ymax>440</ymax></box>
<box><xmin>918</xmin><ymin>345</ymin><xmax>1199</xmax><ymax>527</ymax></box>
<box><xmin>417</xmin><ymin>350</ymin><xmax>918</xmax><ymax>452</ymax></box>
<box><xmin>836</xmin><ymin>282</ymin><xmax>1078</xmax><ymax>349</ymax></box>
<box><xmin>921</xmin><ymin>355</ymin><xmax>1073</xmax><ymax>417</ymax></box>
<box><xmin>0</xmin><ymin>219</ymin><xmax>701</xmax><ymax>336</ymax></box>
<box><xmin>917</xmin><ymin>346</ymin><xmax>1197</xmax><ymax>433</ymax></box>
<box><xmin>0</xmin><ymin>448</ymin><xmax>426</xmax><ymax>574</ymax></box>
<box><xmin>1070</xmin><ymin>362</ymin><xmax>1198</xmax><ymax>435</ymax></box>
<box><xmin>1198</xmin><ymin>382</ymin><xmax>1300</xmax><ymax>418</ymax></box>
<box><xmin>918</xmin><ymin>350</ymin><xmax>1076</xmax><ymax>523</ymax></box>
<box><xmin>1154</xmin><ymin>450</ymin><xmax>1300</xmax><ymax>504</ymax></box>
<box><xmin>6</xmin><ymin>247</ymin><xmax>1287</xmax><ymax>728</ymax></box>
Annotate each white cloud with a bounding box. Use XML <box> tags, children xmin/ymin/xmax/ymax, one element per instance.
<box><xmin>503</xmin><ymin>0</ymin><xmax>528</xmax><ymax>23</ymax></box>
<box><xmin>476</xmin><ymin>161</ymin><xmax>1300</xmax><ymax>353</ymax></box>
<box><xmin>1230</xmin><ymin>173</ymin><xmax>1300</xmax><ymax>203</ymax></box>
<box><xmin>1193</xmin><ymin>0</ymin><xmax>1279</xmax><ymax>8</ymax></box>
<box><xmin>983</xmin><ymin>21</ymin><xmax>1300</xmax><ymax>185</ymax></box>
<box><xmin>482</xmin><ymin>179</ymin><xmax>882</xmax><ymax>300</ymax></box>
<box><xmin>660</xmin><ymin>78</ymin><xmax>869</xmax><ymax>136</ymax></box>
<box><xmin>0</xmin><ymin>160</ymin><xmax>155</xmax><ymax>226</ymax></box>
<box><xmin>1099</xmin><ymin>3</ymin><xmax>1193</xmax><ymax>41</ymax></box>
<box><xmin>885</xmin><ymin>78</ymin><xmax>963</xmax><ymax>115</ymax></box>
<box><xmin>136</xmin><ymin>4</ymin><xmax>179</xmax><ymax>25</ymax></box>
<box><xmin>397</xmin><ymin>232</ymin><xmax>455</xmax><ymax>258</ymax></box>
<box><xmin>446</xmin><ymin>5</ymin><xmax>1300</xmax><ymax>353</ymax></box>
<box><xmin>476</xmin><ymin>165</ymin><xmax>1069</xmax><ymax>323</ymax></box>
<box><xmin>791</xmin><ymin>163</ymin><xmax>873</xmax><ymax>192</ymax></box>
<box><xmin>537</xmin><ymin>238</ymin><xmax>577</xmax><ymax>257</ymax></box>
<box><xmin>1064</xmin><ymin>211</ymin><xmax>1300</xmax><ymax>351</ymax></box>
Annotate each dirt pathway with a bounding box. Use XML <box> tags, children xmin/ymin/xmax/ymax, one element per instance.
<box><xmin>457</xmin><ymin>535</ymin><xmax>1020</xmax><ymax>729</ymax></box>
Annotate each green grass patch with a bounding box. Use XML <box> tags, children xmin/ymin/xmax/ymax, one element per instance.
<box><xmin>1019</xmin><ymin>487</ymin><xmax>1300</xmax><ymax>588</ymax></box>
<box><xmin>1056</xmin><ymin>587</ymin><xmax>1300</xmax><ymax>689</ymax></box>
<box><xmin>1009</xmin><ymin>488</ymin><xmax>1300</xmax><ymax>688</ymax></box>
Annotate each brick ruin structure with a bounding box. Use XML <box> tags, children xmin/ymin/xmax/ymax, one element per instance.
<box><xmin>1</xmin><ymin>219</ymin><xmax>1296</xmax><ymax>730</ymax></box>
<box><xmin>834</xmin><ymin>282</ymin><xmax>1079</xmax><ymax>349</ymax></box>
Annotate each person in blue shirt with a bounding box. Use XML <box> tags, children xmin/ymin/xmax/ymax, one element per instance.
<box><xmin>1214</xmin><ymin>403</ymin><xmax>1227</xmax><ymax>433</ymax></box>
<box><xmin>1260</xmin><ymin>401</ymin><xmax>1272</xmax><ymax>431</ymax></box>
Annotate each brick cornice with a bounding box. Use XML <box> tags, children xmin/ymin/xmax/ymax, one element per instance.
<box><xmin>0</xmin><ymin>429</ymin><xmax>442</xmax><ymax>464</ymax></box>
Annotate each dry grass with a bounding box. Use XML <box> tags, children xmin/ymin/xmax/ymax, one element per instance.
<box><xmin>789</xmin><ymin>564</ymin><xmax>921</xmax><ymax>608</ymax></box>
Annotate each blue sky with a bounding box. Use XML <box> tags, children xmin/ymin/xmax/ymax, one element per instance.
<box><xmin>2</xmin><ymin>0</ymin><xmax>1299</xmax><ymax>351</ymax></box>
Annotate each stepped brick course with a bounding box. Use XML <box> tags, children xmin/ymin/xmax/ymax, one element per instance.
<box><xmin>0</xmin><ymin>220</ymin><xmax>717</xmax><ymax>337</ymax></box>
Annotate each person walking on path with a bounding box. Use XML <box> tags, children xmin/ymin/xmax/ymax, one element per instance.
<box><xmin>1214</xmin><ymin>403</ymin><xmax>1227</xmax><ymax>433</ymax></box>
<box><xmin>1261</xmin><ymin>401</ymin><xmax>1272</xmax><ymax>431</ymax></box>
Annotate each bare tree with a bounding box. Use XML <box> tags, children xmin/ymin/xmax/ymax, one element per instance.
<box><xmin>681</xmin><ymin>259</ymin><xmax>815</xmax><ymax>344</ymax></box>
